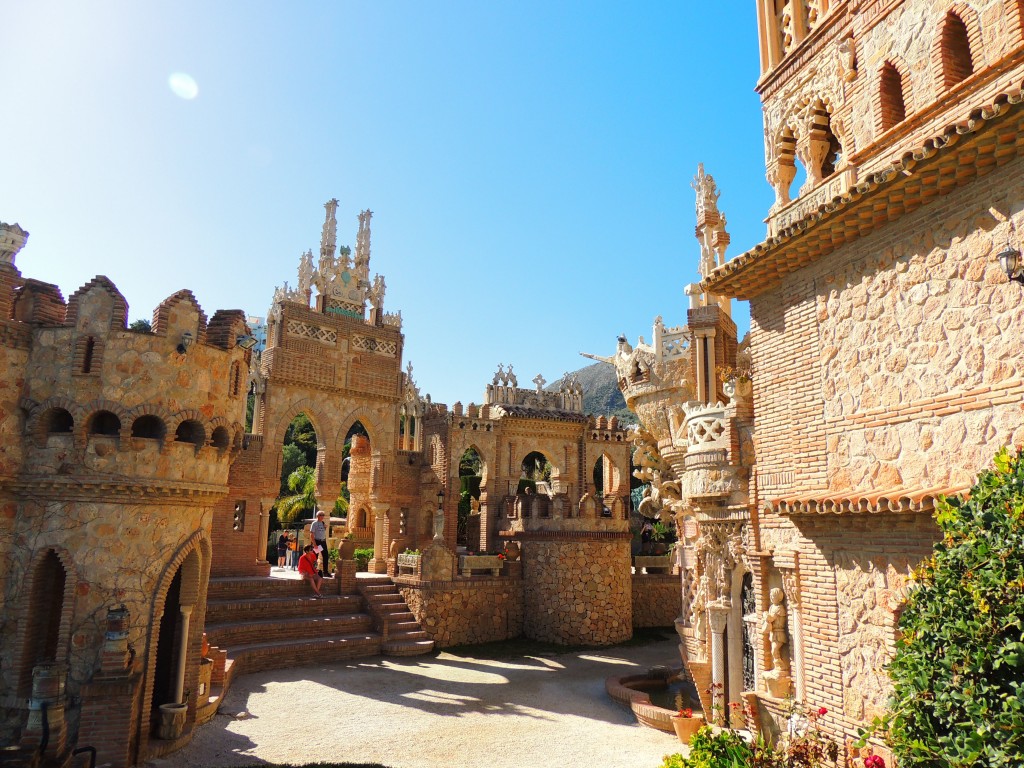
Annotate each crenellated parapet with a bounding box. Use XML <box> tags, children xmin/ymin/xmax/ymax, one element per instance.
<box><xmin>14</xmin><ymin>277</ymin><xmax>249</xmax><ymax>497</ymax></box>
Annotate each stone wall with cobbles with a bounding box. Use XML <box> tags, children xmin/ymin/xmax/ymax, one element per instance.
<box><xmin>522</xmin><ymin>537</ymin><xmax>632</xmax><ymax>646</ymax></box>
<box><xmin>632</xmin><ymin>573</ymin><xmax>681</xmax><ymax>628</ymax></box>
<box><xmin>398</xmin><ymin>577</ymin><xmax>523</xmax><ymax>647</ymax></box>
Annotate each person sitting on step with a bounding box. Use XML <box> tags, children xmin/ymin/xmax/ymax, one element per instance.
<box><xmin>298</xmin><ymin>544</ymin><xmax>324</xmax><ymax>598</ymax></box>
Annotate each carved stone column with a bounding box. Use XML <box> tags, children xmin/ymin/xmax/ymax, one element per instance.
<box><xmin>708</xmin><ymin>602</ymin><xmax>730</xmax><ymax>725</ymax></box>
<box><xmin>173</xmin><ymin>604</ymin><xmax>193</xmax><ymax>705</ymax></box>
<box><xmin>369</xmin><ymin>502</ymin><xmax>390</xmax><ymax>574</ymax></box>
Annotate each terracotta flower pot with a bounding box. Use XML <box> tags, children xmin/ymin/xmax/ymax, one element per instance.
<box><xmin>671</xmin><ymin>714</ymin><xmax>704</xmax><ymax>744</ymax></box>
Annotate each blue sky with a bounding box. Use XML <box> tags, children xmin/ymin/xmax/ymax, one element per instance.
<box><xmin>2</xmin><ymin>1</ymin><xmax>771</xmax><ymax>405</ymax></box>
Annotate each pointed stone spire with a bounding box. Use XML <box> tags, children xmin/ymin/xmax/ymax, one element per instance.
<box><xmin>355</xmin><ymin>209</ymin><xmax>372</xmax><ymax>280</ymax></box>
<box><xmin>320</xmin><ymin>199</ymin><xmax>339</xmax><ymax>269</ymax></box>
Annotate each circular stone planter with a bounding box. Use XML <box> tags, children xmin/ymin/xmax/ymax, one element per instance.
<box><xmin>605</xmin><ymin>669</ymin><xmax>703</xmax><ymax>734</ymax></box>
<box><xmin>157</xmin><ymin>703</ymin><xmax>187</xmax><ymax>740</ymax></box>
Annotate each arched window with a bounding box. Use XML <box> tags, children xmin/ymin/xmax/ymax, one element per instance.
<box><xmin>879</xmin><ymin>62</ymin><xmax>907</xmax><ymax>131</ymax></box>
<box><xmin>89</xmin><ymin>410</ymin><xmax>120</xmax><ymax>436</ymax></box>
<box><xmin>175</xmin><ymin>419</ymin><xmax>205</xmax><ymax>448</ymax></box>
<box><xmin>939</xmin><ymin>12</ymin><xmax>974</xmax><ymax>88</ymax></box>
<box><xmin>131</xmin><ymin>415</ymin><xmax>166</xmax><ymax>440</ymax></box>
<box><xmin>82</xmin><ymin>336</ymin><xmax>95</xmax><ymax>373</ymax></box>
<box><xmin>210</xmin><ymin>426</ymin><xmax>230</xmax><ymax>449</ymax></box>
<box><xmin>18</xmin><ymin>551</ymin><xmax>68</xmax><ymax>697</ymax></box>
<box><xmin>43</xmin><ymin>408</ymin><xmax>74</xmax><ymax>435</ymax></box>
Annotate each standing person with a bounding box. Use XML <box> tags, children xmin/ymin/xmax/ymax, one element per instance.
<box><xmin>309</xmin><ymin>510</ymin><xmax>330</xmax><ymax>577</ymax></box>
<box><xmin>297</xmin><ymin>544</ymin><xmax>323</xmax><ymax>597</ymax></box>
<box><xmin>287</xmin><ymin>533</ymin><xmax>298</xmax><ymax>569</ymax></box>
<box><xmin>276</xmin><ymin>531</ymin><xmax>289</xmax><ymax>570</ymax></box>
<box><xmin>640</xmin><ymin>519</ymin><xmax>654</xmax><ymax>555</ymax></box>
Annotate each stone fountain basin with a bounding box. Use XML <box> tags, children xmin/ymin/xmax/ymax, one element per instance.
<box><xmin>605</xmin><ymin>668</ymin><xmax>701</xmax><ymax>733</ymax></box>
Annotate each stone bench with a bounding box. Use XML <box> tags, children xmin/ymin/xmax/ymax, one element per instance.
<box><xmin>459</xmin><ymin>554</ymin><xmax>502</xmax><ymax>577</ymax></box>
<box><xmin>633</xmin><ymin>555</ymin><xmax>672</xmax><ymax>574</ymax></box>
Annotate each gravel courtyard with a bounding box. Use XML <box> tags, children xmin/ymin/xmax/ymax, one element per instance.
<box><xmin>146</xmin><ymin>635</ymin><xmax>683</xmax><ymax>768</ymax></box>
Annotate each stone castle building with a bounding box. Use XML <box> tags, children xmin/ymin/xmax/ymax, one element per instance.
<box><xmin>612</xmin><ymin>0</ymin><xmax>1024</xmax><ymax>763</ymax></box>
<box><xmin>0</xmin><ymin>203</ymin><xmax>662</xmax><ymax>768</ymax></box>
<box><xmin>5</xmin><ymin>2</ymin><xmax>1022</xmax><ymax>766</ymax></box>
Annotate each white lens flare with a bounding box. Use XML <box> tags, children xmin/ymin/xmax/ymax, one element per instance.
<box><xmin>168</xmin><ymin>72</ymin><xmax>199</xmax><ymax>100</ymax></box>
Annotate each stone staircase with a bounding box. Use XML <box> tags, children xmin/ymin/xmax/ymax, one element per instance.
<box><xmin>204</xmin><ymin>574</ymin><xmax>434</xmax><ymax>687</ymax></box>
<box><xmin>356</xmin><ymin>575</ymin><xmax>435</xmax><ymax>656</ymax></box>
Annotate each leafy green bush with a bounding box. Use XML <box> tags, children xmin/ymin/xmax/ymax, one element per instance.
<box><xmin>886</xmin><ymin>447</ymin><xmax>1024</xmax><ymax>767</ymax></box>
<box><xmin>660</xmin><ymin>726</ymin><xmax>751</xmax><ymax>768</ymax></box>
<box><xmin>353</xmin><ymin>547</ymin><xmax>374</xmax><ymax>571</ymax></box>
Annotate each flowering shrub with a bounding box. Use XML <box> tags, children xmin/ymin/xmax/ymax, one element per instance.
<box><xmin>659</xmin><ymin>702</ymin><xmax>837</xmax><ymax>768</ymax></box>
<box><xmin>883</xmin><ymin>447</ymin><xmax>1024</xmax><ymax>768</ymax></box>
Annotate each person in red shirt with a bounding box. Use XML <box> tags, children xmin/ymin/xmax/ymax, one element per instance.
<box><xmin>297</xmin><ymin>544</ymin><xmax>324</xmax><ymax>598</ymax></box>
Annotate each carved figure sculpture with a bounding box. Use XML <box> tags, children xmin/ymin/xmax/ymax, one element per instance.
<box><xmin>761</xmin><ymin>587</ymin><xmax>789</xmax><ymax>671</ymax></box>
<box><xmin>637</xmin><ymin>485</ymin><xmax>660</xmax><ymax>519</ymax></box>
<box><xmin>692</xmin><ymin>576</ymin><xmax>708</xmax><ymax>644</ymax></box>
<box><xmin>433</xmin><ymin>505</ymin><xmax>445</xmax><ymax>541</ymax></box>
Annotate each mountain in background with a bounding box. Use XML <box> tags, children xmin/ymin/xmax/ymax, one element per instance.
<box><xmin>547</xmin><ymin>362</ymin><xmax>636</xmax><ymax>425</ymax></box>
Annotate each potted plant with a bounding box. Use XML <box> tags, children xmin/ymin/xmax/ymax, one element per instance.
<box><xmin>670</xmin><ymin>707</ymin><xmax>704</xmax><ymax>744</ymax></box>
<box><xmin>650</xmin><ymin>522</ymin><xmax>671</xmax><ymax>555</ymax></box>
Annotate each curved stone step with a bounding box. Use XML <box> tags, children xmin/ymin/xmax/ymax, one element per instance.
<box><xmin>227</xmin><ymin>633</ymin><xmax>383</xmax><ymax>678</ymax></box>
<box><xmin>381</xmin><ymin>638</ymin><xmax>435</xmax><ymax>656</ymax></box>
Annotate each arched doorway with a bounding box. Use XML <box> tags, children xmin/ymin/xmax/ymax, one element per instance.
<box><xmin>458</xmin><ymin>446</ymin><xmax>483</xmax><ymax>549</ymax></box>
<box><xmin>17</xmin><ymin>550</ymin><xmax>69</xmax><ymax>698</ymax></box>
<box><xmin>149</xmin><ymin>568</ymin><xmax>182</xmax><ymax>736</ymax></box>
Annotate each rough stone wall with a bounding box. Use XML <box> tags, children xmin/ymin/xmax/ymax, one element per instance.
<box><xmin>748</xmin><ymin>114</ymin><xmax>1024</xmax><ymax>761</ymax></box>
<box><xmin>631</xmin><ymin>574</ymin><xmax>680</xmax><ymax>628</ymax></box>
<box><xmin>398</xmin><ymin>577</ymin><xmax>523</xmax><ymax>647</ymax></box>
<box><xmin>522</xmin><ymin>537</ymin><xmax>632</xmax><ymax>645</ymax></box>
<box><xmin>753</xmin><ymin>154</ymin><xmax>1024</xmax><ymax>502</ymax></box>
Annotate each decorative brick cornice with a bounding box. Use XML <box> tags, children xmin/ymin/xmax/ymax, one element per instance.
<box><xmin>771</xmin><ymin>483</ymin><xmax>967</xmax><ymax>516</ymax></box>
<box><xmin>0</xmin><ymin>477</ymin><xmax>229</xmax><ymax>504</ymax></box>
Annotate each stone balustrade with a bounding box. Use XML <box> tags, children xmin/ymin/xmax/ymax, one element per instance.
<box><xmin>459</xmin><ymin>554</ymin><xmax>503</xmax><ymax>577</ymax></box>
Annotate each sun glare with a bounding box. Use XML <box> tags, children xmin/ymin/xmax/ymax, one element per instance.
<box><xmin>168</xmin><ymin>72</ymin><xmax>199</xmax><ymax>100</ymax></box>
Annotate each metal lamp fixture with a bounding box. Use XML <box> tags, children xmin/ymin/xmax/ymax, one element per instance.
<box><xmin>997</xmin><ymin>245</ymin><xmax>1024</xmax><ymax>284</ymax></box>
<box><xmin>436</xmin><ymin>489</ymin><xmax>444</xmax><ymax>507</ymax></box>
<box><xmin>176</xmin><ymin>331</ymin><xmax>194</xmax><ymax>354</ymax></box>
<box><xmin>236</xmin><ymin>334</ymin><xmax>258</xmax><ymax>350</ymax></box>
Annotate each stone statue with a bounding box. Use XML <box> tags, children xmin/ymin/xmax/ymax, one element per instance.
<box><xmin>369</xmin><ymin>274</ymin><xmax>386</xmax><ymax>309</ymax></box>
<box><xmin>433</xmin><ymin>505</ymin><xmax>445</xmax><ymax>541</ymax></box>
<box><xmin>470</xmin><ymin>496</ymin><xmax>480</xmax><ymax>514</ymax></box>
<box><xmin>692</xmin><ymin>576</ymin><xmax>708</xmax><ymax>644</ymax></box>
<box><xmin>761</xmin><ymin>588</ymin><xmax>789</xmax><ymax>672</ymax></box>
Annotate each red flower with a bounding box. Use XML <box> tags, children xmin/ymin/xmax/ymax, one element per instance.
<box><xmin>676</xmin><ymin>708</ymin><xmax>693</xmax><ymax>718</ymax></box>
<box><xmin>863</xmin><ymin>756</ymin><xmax>886</xmax><ymax>768</ymax></box>
<box><xmin>817</xmin><ymin>707</ymin><xmax>828</xmax><ymax>716</ymax></box>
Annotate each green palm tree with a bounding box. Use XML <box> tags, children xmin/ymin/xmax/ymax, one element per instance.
<box><xmin>277</xmin><ymin>465</ymin><xmax>318</xmax><ymax>525</ymax></box>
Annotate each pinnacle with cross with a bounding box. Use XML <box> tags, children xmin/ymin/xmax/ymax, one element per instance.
<box><xmin>533</xmin><ymin>373</ymin><xmax>546</xmax><ymax>392</ymax></box>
